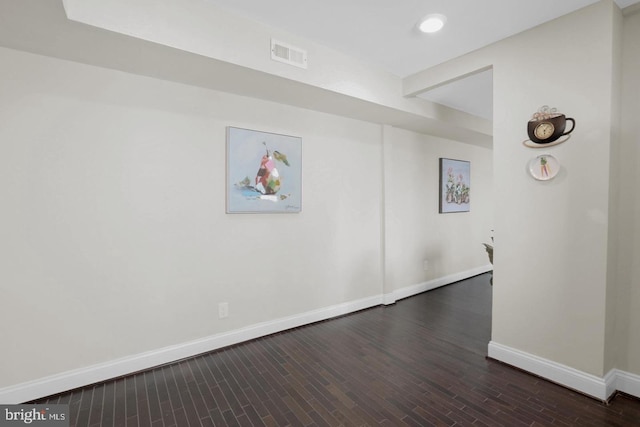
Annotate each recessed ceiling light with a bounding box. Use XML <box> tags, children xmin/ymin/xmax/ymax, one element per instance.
<box><xmin>418</xmin><ymin>14</ymin><xmax>447</xmax><ymax>33</ymax></box>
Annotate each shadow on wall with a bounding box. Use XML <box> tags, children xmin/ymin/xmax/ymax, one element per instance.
<box><xmin>483</xmin><ymin>231</ymin><xmax>493</xmax><ymax>285</ymax></box>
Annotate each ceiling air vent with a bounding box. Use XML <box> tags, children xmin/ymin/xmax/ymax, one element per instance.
<box><xmin>271</xmin><ymin>39</ymin><xmax>307</xmax><ymax>69</ymax></box>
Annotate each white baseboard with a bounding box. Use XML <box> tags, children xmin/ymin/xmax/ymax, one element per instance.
<box><xmin>488</xmin><ymin>341</ymin><xmax>640</xmax><ymax>402</ymax></box>
<box><xmin>0</xmin><ymin>294</ymin><xmax>382</xmax><ymax>404</ymax></box>
<box><xmin>383</xmin><ymin>265</ymin><xmax>492</xmax><ymax>305</ymax></box>
<box><xmin>7</xmin><ymin>269</ymin><xmax>635</xmax><ymax>406</ymax></box>
<box><xmin>488</xmin><ymin>341</ymin><xmax>612</xmax><ymax>400</ymax></box>
<box><xmin>2</xmin><ymin>265</ymin><xmax>492</xmax><ymax>403</ymax></box>
<box><xmin>613</xmin><ymin>369</ymin><xmax>640</xmax><ymax>398</ymax></box>
<box><xmin>604</xmin><ymin>368</ymin><xmax>618</xmax><ymax>400</ymax></box>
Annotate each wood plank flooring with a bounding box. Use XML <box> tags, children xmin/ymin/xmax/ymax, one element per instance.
<box><xmin>32</xmin><ymin>274</ymin><xmax>640</xmax><ymax>426</ymax></box>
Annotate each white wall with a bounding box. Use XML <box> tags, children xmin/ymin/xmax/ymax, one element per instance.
<box><xmin>405</xmin><ymin>0</ymin><xmax>625</xmax><ymax>379</ymax></box>
<box><xmin>0</xmin><ymin>45</ymin><xmax>490</xmax><ymax>398</ymax></box>
<box><xmin>0</xmin><ymin>46</ymin><xmax>385</xmax><ymax>388</ymax></box>
<box><xmin>617</xmin><ymin>7</ymin><xmax>640</xmax><ymax>375</ymax></box>
<box><xmin>401</xmin><ymin>0</ymin><xmax>640</xmax><ymax>399</ymax></box>
<box><xmin>491</xmin><ymin>0</ymin><xmax>619</xmax><ymax>377</ymax></box>
<box><xmin>4</xmin><ymin>0</ymin><xmax>636</xmax><ymax>404</ymax></box>
<box><xmin>383</xmin><ymin>126</ymin><xmax>493</xmax><ymax>293</ymax></box>
<box><xmin>604</xmin><ymin>0</ymin><xmax>624</xmax><ymax>375</ymax></box>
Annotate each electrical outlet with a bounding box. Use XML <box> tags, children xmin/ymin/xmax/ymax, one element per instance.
<box><xmin>218</xmin><ymin>302</ymin><xmax>229</xmax><ymax>319</ymax></box>
<box><xmin>423</xmin><ymin>260</ymin><xmax>429</xmax><ymax>271</ymax></box>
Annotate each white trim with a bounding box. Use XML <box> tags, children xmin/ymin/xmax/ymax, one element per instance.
<box><xmin>4</xmin><ymin>280</ymin><xmax>638</xmax><ymax>405</ymax></box>
<box><xmin>613</xmin><ymin>369</ymin><xmax>640</xmax><ymax>399</ymax></box>
<box><xmin>488</xmin><ymin>342</ymin><xmax>640</xmax><ymax>401</ymax></box>
<box><xmin>2</xmin><ymin>264</ymin><xmax>492</xmax><ymax>403</ymax></box>
<box><xmin>383</xmin><ymin>265</ymin><xmax>492</xmax><ymax>305</ymax></box>
<box><xmin>604</xmin><ymin>368</ymin><xmax>619</xmax><ymax>400</ymax></box>
<box><xmin>0</xmin><ymin>295</ymin><xmax>382</xmax><ymax>404</ymax></box>
<box><xmin>488</xmin><ymin>341</ymin><xmax>616</xmax><ymax>401</ymax></box>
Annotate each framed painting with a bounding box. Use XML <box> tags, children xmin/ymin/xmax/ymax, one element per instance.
<box><xmin>439</xmin><ymin>158</ymin><xmax>470</xmax><ymax>213</ymax></box>
<box><xmin>226</xmin><ymin>127</ymin><xmax>302</xmax><ymax>213</ymax></box>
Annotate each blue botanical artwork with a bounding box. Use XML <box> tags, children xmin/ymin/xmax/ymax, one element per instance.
<box><xmin>439</xmin><ymin>158</ymin><xmax>470</xmax><ymax>213</ymax></box>
<box><xmin>226</xmin><ymin>127</ymin><xmax>302</xmax><ymax>213</ymax></box>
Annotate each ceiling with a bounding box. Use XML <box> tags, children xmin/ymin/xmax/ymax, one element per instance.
<box><xmin>204</xmin><ymin>0</ymin><xmax>639</xmax><ymax>119</ymax></box>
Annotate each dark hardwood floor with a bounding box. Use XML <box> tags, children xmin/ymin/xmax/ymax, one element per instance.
<box><xmin>33</xmin><ymin>273</ymin><xmax>640</xmax><ymax>426</ymax></box>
